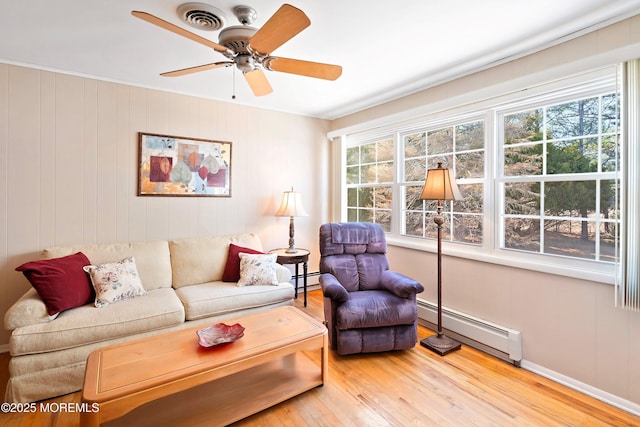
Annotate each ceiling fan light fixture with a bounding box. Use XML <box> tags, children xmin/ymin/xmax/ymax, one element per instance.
<box><xmin>177</xmin><ymin>2</ymin><xmax>226</xmax><ymax>31</ymax></box>
<box><xmin>235</xmin><ymin>54</ymin><xmax>255</xmax><ymax>73</ymax></box>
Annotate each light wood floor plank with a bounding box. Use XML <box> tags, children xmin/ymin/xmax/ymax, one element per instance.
<box><xmin>0</xmin><ymin>290</ymin><xmax>638</xmax><ymax>426</ymax></box>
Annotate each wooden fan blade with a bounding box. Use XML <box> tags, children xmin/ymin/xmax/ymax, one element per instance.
<box><xmin>161</xmin><ymin>62</ymin><xmax>232</xmax><ymax>77</ymax></box>
<box><xmin>248</xmin><ymin>4</ymin><xmax>310</xmax><ymax>55</ymax></box>
<box><xmin>264</xmin><ymin>57</ymin><xmax>342</xmax><ymax>80</ymax></box>
<box><xmin>244</xmin><ymin>69</ymin><xmax>273</xmax><ymax>96</ymax></box>
<box><xmin>132</xmin><ymin>11</ymin><xmax>231</xmax><ymax>54</ymax></box>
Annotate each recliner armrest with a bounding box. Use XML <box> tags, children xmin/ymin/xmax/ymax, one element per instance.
<box><xmin>319</xmin><ymin>273</ymin><xmax>349</xmax><ymax>303</ymax></box>
<box><xmin>380</xmin><ymin>270</ymin><xmax>425</xmax><ymax>298</ymax></box>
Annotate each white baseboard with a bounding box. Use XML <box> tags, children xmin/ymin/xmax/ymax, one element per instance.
<box><xmin>295</xmin><ymin>284</ymin><xmax>320</xmax><ymax>295</ymax></box>
<box><xmin>521</xmin><ymin>360</ymin><xmax>640</xmax><ymax>417</ymax></box>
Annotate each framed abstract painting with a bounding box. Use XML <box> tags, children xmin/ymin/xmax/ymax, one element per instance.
<box><xmin>137</xmin><ymin>132</ymin><xmax>231</xmax><ymax>197</ymax></box>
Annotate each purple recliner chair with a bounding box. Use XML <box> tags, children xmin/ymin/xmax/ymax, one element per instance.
<box><xmin>319</xmin><ymin>222</ymin><xmax>425</xmax><ymax>355</ymax></box>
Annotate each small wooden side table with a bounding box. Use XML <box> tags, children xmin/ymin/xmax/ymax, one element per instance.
<box><xmin>269</xmin><ymin>248</ymin><xmax>310</xmax><ymax>307</ymax></box>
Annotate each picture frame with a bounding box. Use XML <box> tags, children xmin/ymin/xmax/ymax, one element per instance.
<box><xmin>137</xmin><ymin>132</ymin><xmax>231</xmax><ymax>197</ymax></box>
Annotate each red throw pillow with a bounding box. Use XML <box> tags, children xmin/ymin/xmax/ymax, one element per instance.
<box><xmin>15</xmin><ymin>252</ymin><xmax>94</xmax><ymax>316</ymax></box>
<box><xmin>222</xmin><ymin>244</ymin><xmax>264</xmax><ymax>282</ymax></box>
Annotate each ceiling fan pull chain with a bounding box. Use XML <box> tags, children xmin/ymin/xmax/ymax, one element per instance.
<box><xmin>232</xmin><ymin>67</ymin><xmax>236</xmax><ymax>100</ymax></box>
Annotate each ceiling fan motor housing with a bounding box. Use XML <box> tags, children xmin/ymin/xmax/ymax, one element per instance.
<box><xmin>218</xmin><ymin>25</ymin><xmax>261</xmax><ymax>72</ymax></box>
<box><xmin>218</xmin><ymin>25</ymin><xmax>257</xmax><ymax>54</ymax></box>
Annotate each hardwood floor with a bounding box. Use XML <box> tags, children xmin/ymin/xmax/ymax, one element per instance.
<box><xmin>1</xmin><ymin>290</ymin><xmax>638</xmax><ymax>426</ymax></box>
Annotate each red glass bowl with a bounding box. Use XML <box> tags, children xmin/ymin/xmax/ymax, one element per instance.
<box><xmin>196</xmin><ymin>323</ymin><xmax>245</xmax><ymax>347</ymax></box>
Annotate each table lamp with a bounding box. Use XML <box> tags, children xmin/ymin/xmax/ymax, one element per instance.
<box><xmin>274</xmin><ymin>187</ymin><xmax>308</xmax><ymax>253</ymax></box>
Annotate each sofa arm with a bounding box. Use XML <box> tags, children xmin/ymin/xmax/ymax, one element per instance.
<box><xmin>4</xmin><ymin>288</ymin><xmax>57</xmax><ymax>330</ymax></box>
<box><xmin>319</xmin><ymin>273</ymin><xmax>349</xmax><ymax>303</ymax></box>
<box><xmin>275</xmin><ymin>264</ymin><xmax>292</xmax><ymax>283</ymax></box>
<box><xmin>380</xmin><ymin>270</ymin><xmax>424</xmax><ymax>299</ymax></box>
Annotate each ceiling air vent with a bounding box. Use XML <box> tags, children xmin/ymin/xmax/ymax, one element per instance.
<box><xmin>177</xmin><ymin>3</ymin><xmax>226</xmax><ymax>31</ymax></box>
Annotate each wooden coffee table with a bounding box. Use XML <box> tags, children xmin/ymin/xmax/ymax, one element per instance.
<box><xmin>80</xmin><ymin>306</ymin><xmax>328</xmax><ymax>426</ymax></box>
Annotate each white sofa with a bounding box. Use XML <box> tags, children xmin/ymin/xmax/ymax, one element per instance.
<box><xmin>4</xmin><ymin>233</ymin><xmax>294</xmax><ymax>403</ymax></box>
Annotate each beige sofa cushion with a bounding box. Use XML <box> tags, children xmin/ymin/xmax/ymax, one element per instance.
<box><xmin>4</xmin><ymin>289</ymin><xmax>56</xmax><ymax>330</ymax></box>
<box><xmin>43</xmin><ymin>240</ymin><xmax>172</xmax><ymax>291</ymax></box>
<box><xmin>170</xmin><ymin>234</ymin><xmax>263</xmax><ymax>288</ymax></box>
<box><xmin>9</xmin><ymin>288</ymin><xmax>184</xmax><ymax>356</ymax></box>
<box><xmin>175</xmin><ymin>281</ymin><xmax>295</xmax><ymax>320</ymax></box>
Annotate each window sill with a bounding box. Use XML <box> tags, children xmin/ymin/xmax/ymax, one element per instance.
<box><xmin>385</xmin><ymin>235</ymin><xmax>616</xmax><ymax>285</ymax></box>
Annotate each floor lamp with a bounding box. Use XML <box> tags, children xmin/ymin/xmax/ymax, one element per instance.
<box><xmin>419</xmin><ymin>162</ymin><xmax>463</xmax><ymax>356</ymax></box>
<box><xmin>274</xmin><ymin>187</ymin><xmax>308</xmax><ymax>253</ymax></box>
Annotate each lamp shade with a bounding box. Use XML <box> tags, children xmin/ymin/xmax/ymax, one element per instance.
<box><xmin>419</xmin><ymin>163</ymin><xmax>462</xmax><ymax>201</ymax></box>
<box><xmin>274</xmin><ymin>188</ymin><xmax>309</xmax><ymax>217</ymax></box>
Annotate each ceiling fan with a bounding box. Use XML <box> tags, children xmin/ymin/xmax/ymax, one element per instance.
<box><xmin>132</xmin><ymin>3</ymin><xmax>342</xmax><ymax>96</ymax></box>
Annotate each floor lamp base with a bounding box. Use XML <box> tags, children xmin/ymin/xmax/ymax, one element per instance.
<box><xmin>420</xmin><ymin>334</ymin><xmax>461</xmax><ymax>356</ymax></box>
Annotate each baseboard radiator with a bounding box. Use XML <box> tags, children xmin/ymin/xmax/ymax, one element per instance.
<box><xmin>417</xmin><ymin>300</ymin><xmax>523</xmax><ymax>366</ymax></box>
<box><xmin>292</xmin><ymin>271</ymin><xmax>321</xmax><ymax>293</ymax></box>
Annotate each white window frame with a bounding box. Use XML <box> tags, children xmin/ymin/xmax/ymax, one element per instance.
<box><xmin>398</xmin><ymin>115</ymin><xmax>486</xmax><ymax>244</ymax></box>
<box><xmin>335</xmin><ymin>67</ymin><xmax>620</xmax><ymax>284</ymax></box>
<box><xmin>345</xmin><ymin>135</ymin><xmax>395</xmax><ymax>229</ymax></box>
<box><xmin>494</xmin><ymin>82</ymin><xmax>620</xmax><ymax>266</ymax></box>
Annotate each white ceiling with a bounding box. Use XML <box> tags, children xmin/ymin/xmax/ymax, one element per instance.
<box><xmin>1</xmin><ymin>0</ymin><xmax>639</xmax><ymax>119</ymax></box>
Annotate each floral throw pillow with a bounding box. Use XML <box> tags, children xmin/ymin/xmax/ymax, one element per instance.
<box><xmin>83</xmin><ymin>256</ymin><xmax>147</xmax><ymax>307</ymax></box>
<box><xmin>237</xmin><ymin>253</ymin><xmax>279</xmax><ymax>287</ymax></box>
<box><xmin>222</xmin><ymin>244</ymin><xmax>264</xmax><ymax>282</ymax></box>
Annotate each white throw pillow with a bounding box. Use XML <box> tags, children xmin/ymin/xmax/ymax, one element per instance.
<box><xmin>237</xmin><ymin>253</ymin><xmax>279</xmax><ymax>286</ymax></box>
<box><xmin>83</xmin><ymin>256</ymin><xmax>147</xmax><ymax>307</ymax></box>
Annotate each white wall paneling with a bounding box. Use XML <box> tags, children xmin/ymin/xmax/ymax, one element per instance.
<box><xmin>0</xmin><ymin>64</ymin><xmax>329</xmax><ymax>346</ymax></box>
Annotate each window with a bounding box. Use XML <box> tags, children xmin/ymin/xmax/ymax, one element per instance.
<box><xmin>401</xmin><ymin>120</ymin><xmax>485</xmax><ymax>244</ymax></box>
<box><xmin>346</xmin><ymin>137</ymin><xmax>394</xmax><ymax>231</ymax></box>
<box><xmin>339</xmin><ymin>69</ymin><xmax>621</xmax><ymax>280</ymax></box>
<box><xmin>499</xmin><ymin>93</ymin><xmax>620</xmax><ymax>261</ymax></box>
